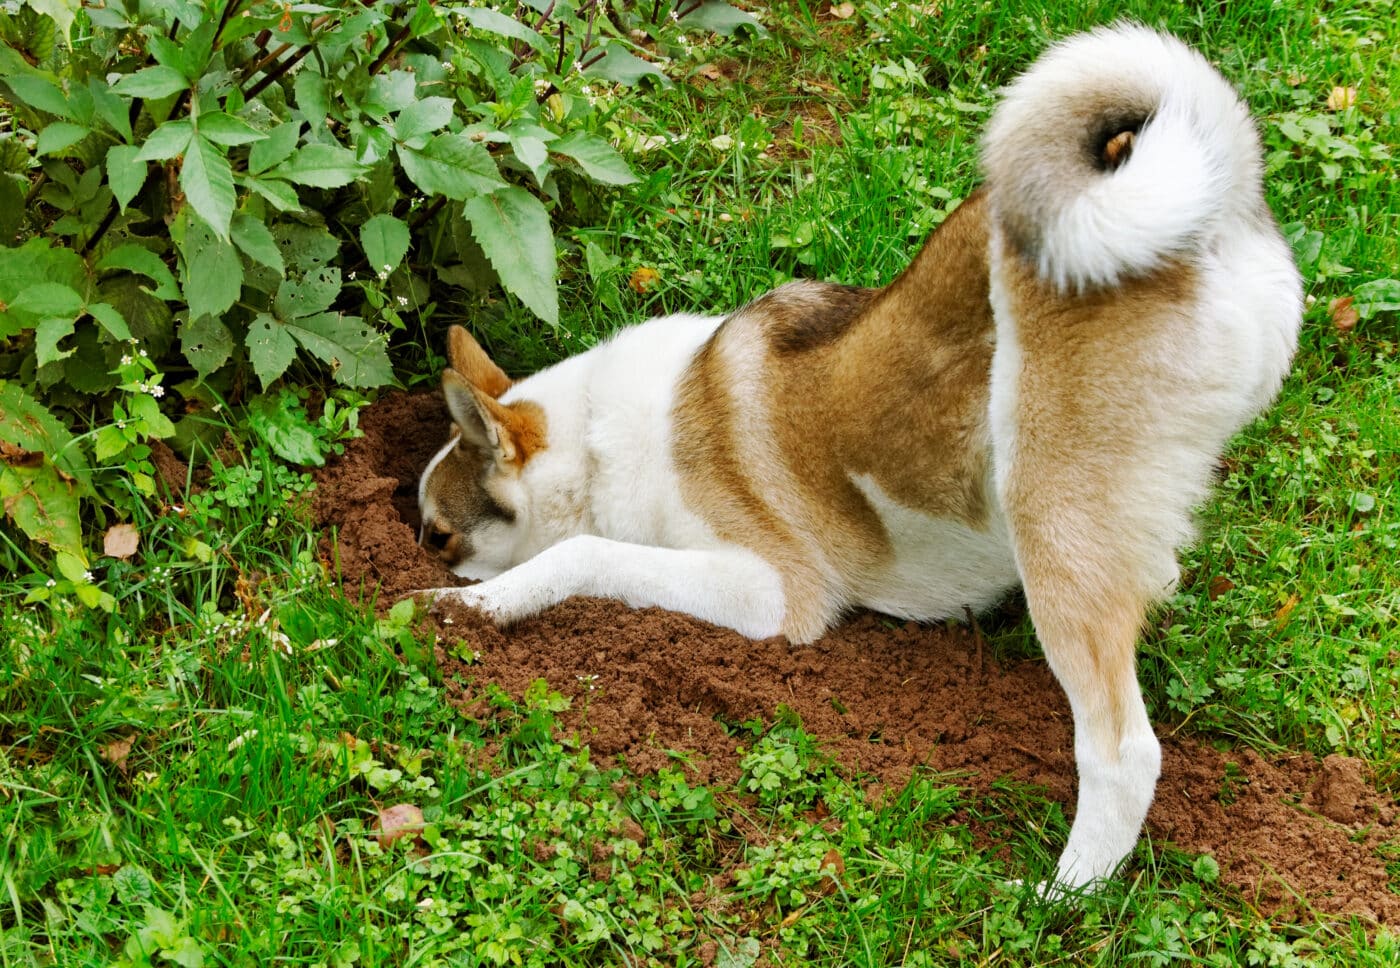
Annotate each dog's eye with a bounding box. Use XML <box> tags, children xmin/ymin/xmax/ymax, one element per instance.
<box><xmin>424</xmin><ymin>528</ymin><xmax>452</xmax><ymax>552</ymax></box>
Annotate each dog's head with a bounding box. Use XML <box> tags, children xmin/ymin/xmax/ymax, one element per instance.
<box><xmin>417</xmin><ymin>326</ymin><xmax>546</xmax><ymax>578</ymax></box>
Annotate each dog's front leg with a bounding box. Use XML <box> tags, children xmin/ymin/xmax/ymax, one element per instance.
<box><xmin>429</xmin><ymin>535</ymin><xmax>787</xmax><ymax>639</ymax></box>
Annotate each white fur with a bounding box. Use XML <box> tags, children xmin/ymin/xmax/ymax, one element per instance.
<box><xmin>983</xmin><ymin>24</ymin><xmax>1263</xmax><ymax>291</ymax></box>
<box><xmin>848</xmin><ymin>473</ymin><xmax>1019</xmax><ymax>619</ymax></box>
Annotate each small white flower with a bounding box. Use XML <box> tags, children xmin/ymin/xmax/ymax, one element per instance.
<box><xmin>227</xmin><ymin>728</ymin><xmax>259</xmax><ymax>752</ymax></box>
<box><xmin>443</xmin><ymin>60</ymin><xmax>455</xmax><ymax>73</ymax></box>
<box><xmin>46</xmin><ymin>578</ymin><xmax>56</xmax><ymax>588</ymax></box>
<box><xmin>121</xmin><ymin>355</ymin><xmax>134</xmax><ymax>366</ymax></box>
<box><xmin>150</xmin><ymin>385</ymin><xmax>165</xmax><ymax>399</ymax></box>
<box><xmin>138</xmin><ymin>349</ymin><xmax>148</xmax><ymax>358</ymax></box>
<box><xmin>397</xmin><ymin>296</ymin><xmax>409</xmax><ymax>307</ymax></box>
<box><xmin>82</xmin><ymin>570</ymin><xmax>94</xmax><ymax>582</ymax></box>
<box><xmin>349</xmin><ymin>270</ymin><xmax>357</xmax><ymax>280</ymax></box>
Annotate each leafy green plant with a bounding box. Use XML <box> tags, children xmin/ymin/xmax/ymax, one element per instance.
<box><xmin>0</xmin><ymin>0</ymin><xmax>762</xmax><ymax>586</ymax></box>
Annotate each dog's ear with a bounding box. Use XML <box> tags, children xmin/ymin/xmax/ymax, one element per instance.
<box><xmin>442</xmin><ymin>368</ymin><xmax>543</xmax><ymax>467</ymax></box>
<box><xmin>447</xmin><ymin>325</ymin><xmax>512</xmax><ymax>399</ymax></box>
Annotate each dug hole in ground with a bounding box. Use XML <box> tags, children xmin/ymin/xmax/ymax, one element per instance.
<box><xmin>310</xmin><ymin>391</ymin><xmax>1400</xmax><ymax>926</ymax></box>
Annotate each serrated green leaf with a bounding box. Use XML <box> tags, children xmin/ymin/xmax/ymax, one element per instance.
<box><xmin>274</xmin><ymin>266</ymin><xmax>341</xmax><ymax>319</ymax></box>
<box><xmin>0</xmin><ymin>380</ymin><xmax>89</xmax><ymax>489</ymax></box>
<box><xmin>464</xmin><ymin>186</ymin><xmax>557</xmax><ymax>326</ymax></box>
<box><xmin>248</xmin><ymin>312</ymin><xmax>298</xmax><ymax>387</ymax></box>
<box><xmin>283</xmin><ymin>311</ymin><xmax>393</xmax><ymax>388</ymax></box>
<box><xmin>23</xmin><ymin>0</ymin><xmax>80</xmax><ymax>46</ymax></box>
<box><xmin>89</xmin><ymin>78</ymin><xmax>134</xmax><ymax>142</ymax></box>
<box><xmin>397</xmin><ymin>133</ymin><xmax>504</xmax><ymax>200</ymax></box>
<box><xmin>1353</xmin><ymin>278</ymin><xmax>1400</xmax><ymax>318</ymax></box>
<box><xmin>248</xmin><ymin>122</ymin><xmax>301</xmax><ymax>174</ymax></box>
<box><xmin>549</xmin><ymin>131</ymin><xmax>637</xmax><ymax>186</ymax></box>
<box><xmin>510</xmin><ymin>133</ymin><xmax>551</xmax><ymax>186</ymax></box>
<box><xmin>394</xmin><ymin>97</ymin><xmax>456</xmax><ymax>144</ymax></box>
<box><xmin>97</xmin><ymin>245</ymin><xmax>180</xmax><ymax>299</ymax></box>
<box><xmin>231</xmin><ymin>213</ymin><xmax>285</xmax><ymax>275</ymax></box>
<box><xmin>135</xmin><ymin>120</ymin><xmax>193</xmax><ymax>163</ymax></box>
<box><xmin>197</xmin><ymin>112</ymin><xmax>267</xmax><ymax>147</ymax></box>
<box><xmin>94</xmin><ymin>424</ymin><xmax>127</xmax><ymax>462</ymax></box>
<box><xmin>293</xmin><ymin>70</ymin><xmax>331</xmax><ymax>131</ymax></box>
<box><xmin>680</xmin><ymin>1</ymin><xmax>767</xmax><ymax>37</ymax></box>
<box><xmin>584</xmin><ymin>44</ymin><xmax>670</xmax><ymax>88</ymax></box>
<box><xmin>0</xmin><ymin>462</ymin><xmax>83</xmax><ymax>557</ymax></box>
<box><xmin>129</xmin><ymin>390</ymin><xmax>176</xmax><ymax>438</ymax></box>
<box><xmin>106</xmin><ymin>144</ymin><xmax>147</xmax><ymax>211</ymax></box>
<box><xmin>113</xmin><ymin>65</ymin><xmax>189</xmax><ymax>99</ymax></box>
<box><xmin>36</xmin><ymin>122</ymin><xmax>90</xmax><ymax>156</ymax></box>
<box><xmin>181</xmin><ymin>220</ymin><xmax>243</xmax><ymax>320</ymax></box>
<box><xmin>181</xmin><ymin>315</ymin><xmax>233</xmax><ymax>378</ymax></box>
<box><xmin>35</xmin><ymin>315</ymin><xmax>76</xmax><ymax>366</ymax></box>
<box><xmin>242</xmin><ymin>175</ymin><xmax>302</xmax><ymax>212</ymax></box>
<box><xmin>87</xmin><ymin>302</ymin><xmax>133</xmax><ymax>341</ymax></box>
<box><xmin>10</xmin><ymin>282</ymin><xmax>84</xmax><ymax>317</ymax></box>
<box><xmin>273</xmin><ymin>223</ymin><xmax>340</xmax><ymax>272</ymax></box>
<box><xmin>246</xmin><ymin>391</ymin><xmax>325</xmax><ymax>466</ymax></box>
<box><xmin>270</xmin><ymin>142</ymin><xmax>366</xmax><ymax>188</ymax></box>
<box><xmin>180</xmin><ymin>136</ymin><xmax>235</xmax><ymax>239</ymax></box>
<box><xmin>455</xmin><ymin>7</ymin><xmax>550</xmax><ymax>52</ymax></box>
<box><xmin>360</xmin><ymin>214</ymin><xmax>410</xmax><ymax>275</ymax></box>
<box><xmin>4</xmin><ymin>74</ymin><xmax>73</xmax><ymax>117</ymax></box>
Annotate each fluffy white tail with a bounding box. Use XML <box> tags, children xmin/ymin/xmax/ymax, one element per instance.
<box><xmin>982</xmin><ymin>24</ymin><xmax>1264</xmax><ymax>291</ymax></box>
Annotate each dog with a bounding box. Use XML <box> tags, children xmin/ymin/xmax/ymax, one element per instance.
<box><xmin>414</xmin><ymin>24</ymin><xmax>1303</xmax><ymax>892</ymax></box>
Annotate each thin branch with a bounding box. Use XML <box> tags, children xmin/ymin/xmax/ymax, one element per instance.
<box><xmin>368</xmin><ymin>18</ymin><xmax>415</xmax><ymax>76</ymax></box>
<box><xmin>242</xmin><ymin>44</ymin><xmax>314</xmax><ymax>100</ymax></box>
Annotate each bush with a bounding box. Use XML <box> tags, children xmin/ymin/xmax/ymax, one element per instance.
<box><xmin>0</xmin><ymin>0</ymin><xmax>762</xmax><ymax>590</ymax></box>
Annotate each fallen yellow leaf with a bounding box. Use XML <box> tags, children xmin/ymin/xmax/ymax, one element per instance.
<box><xmin>628</xmin><ymin>266</ymin><xmax>661</xmax><ymax>293</ymax></box>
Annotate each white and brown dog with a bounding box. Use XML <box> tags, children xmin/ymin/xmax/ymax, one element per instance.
<box><xmin>415</xmin><ymin>25</ymin><xmax>1302</xmax><ymax>891</ymax></box>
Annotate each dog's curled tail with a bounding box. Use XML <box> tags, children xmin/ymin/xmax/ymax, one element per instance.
<box><xmin>981</xmin><ymin>24</ymin><xmax>1262</xmax><ymax>291</ymax></box>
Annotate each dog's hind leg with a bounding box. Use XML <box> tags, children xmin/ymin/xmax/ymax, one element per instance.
<box><xmin>1011</xmin><ymin>539</ymin><xmax>1163</xmax><ymax>892</ymax></box>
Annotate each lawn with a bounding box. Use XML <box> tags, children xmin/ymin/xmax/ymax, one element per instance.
<box><xmin>2</xmin><ymin>1</ymin><xmax>1398</xmax><ymax>965</ymax></box>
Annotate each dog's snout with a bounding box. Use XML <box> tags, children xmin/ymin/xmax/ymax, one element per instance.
<box><xmin>421</xmin><ymin>524</ymin><xmax>454</xmax><ymax>558</ymax></box>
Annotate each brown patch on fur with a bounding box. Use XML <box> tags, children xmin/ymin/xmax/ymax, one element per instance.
<box><xmin>448</xmin><ymin>325</ymin><xmax>512</xmax><ymax>398</ymax></box>
<box><xmin>673</xmin><ymin>192</ymin><xmax>997</xmax><ymax>642</ymax></box>
<box><xmin>762</xmin><ymin>284</ymin><xmax>878</xmax><ymax>354</ymax></box>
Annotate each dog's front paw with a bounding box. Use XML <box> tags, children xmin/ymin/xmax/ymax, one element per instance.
<box><xmin>415</xmin><ymin>576</ymin><xmax>555</xmax><ymax>629</ymax></box>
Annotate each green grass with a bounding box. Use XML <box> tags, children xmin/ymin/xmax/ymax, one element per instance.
<box><xmin>4</xmin><ymin>0</ymin><xmax>1400</xmax><ymax>964</ymax></box>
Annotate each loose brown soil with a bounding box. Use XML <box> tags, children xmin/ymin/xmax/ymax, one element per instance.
<box><xmin>313</xmin><ymin>391</ymin><xmax>1400</xmax><ymax>925</ymax></box>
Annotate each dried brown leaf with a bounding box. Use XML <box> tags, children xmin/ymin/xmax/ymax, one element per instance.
<box><xmin>104</xmin><ymin>523</ymin><xmax>141</xmax><ymax>559</ymax></box>
<box><xmin>1329</xmin><ymin>295</ymin><xmax>1358</xmax><ymax>335</ymax></box>
<box><xmin>1207</xmin><ymin>576</ymin><xmax>1235</xmax><ymax>601</ymax></box>
<box><xmin>374</xmin><ymin>804</ymin><xmax>425</xmax><ymax>847</ymax></box>
<box><xmin>830</xmin><ymin>2</ymin><xmax>856</xmax><ymax>18</ymax></box>
<box><xmin>100</xmin><ymin>734</ymin><xmax>136</xmax><ymax>774</ymax></box>
<box><xmin>628</xmin><ymin>266</ymin><xmax>661</xmax><ymax>294</ymax></box>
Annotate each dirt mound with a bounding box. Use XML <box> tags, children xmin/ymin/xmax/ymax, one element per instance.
<box><xmin>313</xmin><ymin>391</ymin><xmax>1400</xmax><ymax>925</ymax></box>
